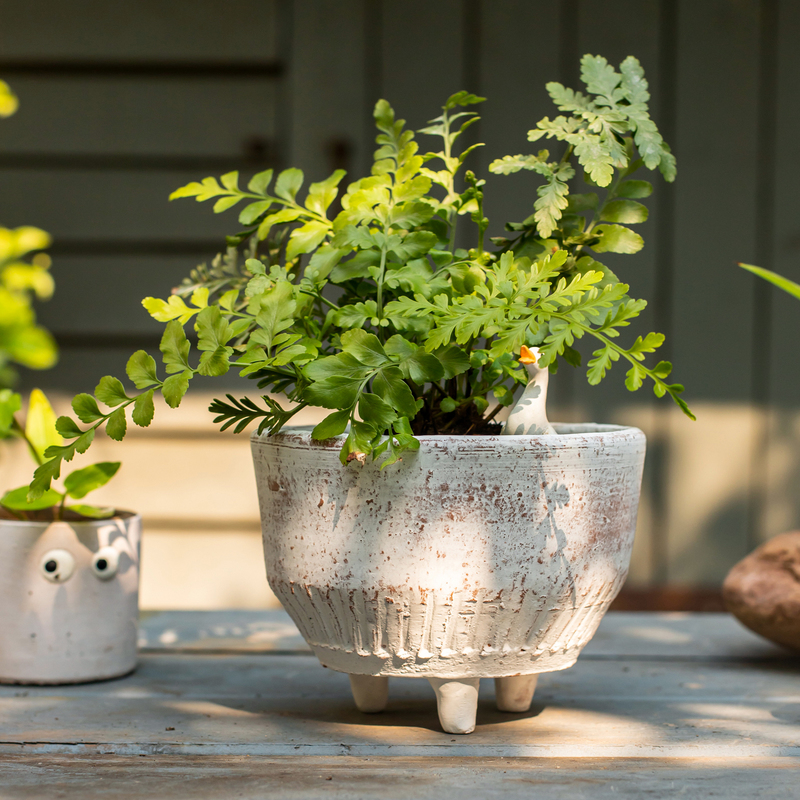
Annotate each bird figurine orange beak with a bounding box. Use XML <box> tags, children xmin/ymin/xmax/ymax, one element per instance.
<box><xmin>518</xmin><ymin>345</ymin><xmax>538</xmax><ymax>365</ymax></box>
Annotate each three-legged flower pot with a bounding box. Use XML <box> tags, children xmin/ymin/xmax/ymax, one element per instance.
<box><xmin>0</xmin><ymin>513</ymin><xmax>141</xmax><ymax>684</ymax></box>
<box><xmin>252</xmin><ymin>425</ymin><xmax>645</xmax><ymax>734</ymax></box>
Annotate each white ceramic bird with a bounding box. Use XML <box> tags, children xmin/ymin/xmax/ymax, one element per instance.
<box><xmin>501</xmin><ymin>345</ymin><xmax>557</xmax><ymax>436</ymax></box>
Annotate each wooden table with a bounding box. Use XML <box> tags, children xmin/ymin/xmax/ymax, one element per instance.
<box><xmin>1</xmin><ymin>611</ymin><xmax>798</xmax><ymax>798</ymax></box>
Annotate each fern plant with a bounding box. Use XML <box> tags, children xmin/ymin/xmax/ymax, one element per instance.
<box><xmin>28</xmin><ymin>54</ymin><xmax>693</xmax><ymax>500</ymax></box>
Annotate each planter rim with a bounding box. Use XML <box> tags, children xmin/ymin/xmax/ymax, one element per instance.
<box><xmin>0</xmin><ymin>510</ymin><xmax>140</xmax><ymax>529</ymax></box>
<box><xmin>252</xmin><ymin>422</ymin><xmax>644</xmax><ymax>448</ymax></box>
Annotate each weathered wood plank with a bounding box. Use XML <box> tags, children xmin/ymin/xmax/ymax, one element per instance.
<box><xmin>0</xmin><ymin>78</ymin><xmax>277</xmax><ymax>157</ymax></box>
<box><xmin>0</xmin><ymin>0</ymin><xmax>278</xmax><ymax>60</ymax></box>
<box><xmin>139</xmin><ymin>610</ymin><xmax>308</xmax><ymax>651</ymax></box>
<box><xmin>1</xmin><ymin>649</ymin><xmax>799</xmax><ymax>756</ymax></box>
<box><xmin>0</xmin><ymin>755</ymin><xmax>797</xmax><ymax>800</ymax></box>
<box><xmin>137</xmin><ymin>610</ymin><xmax>787</xmax><ymax>661</ymax></box>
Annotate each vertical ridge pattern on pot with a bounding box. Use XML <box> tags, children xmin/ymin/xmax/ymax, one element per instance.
<box><xmin>270</xmin><ymin>578</ymin><xmax>625</xmax><ymax>676</ymax></box>
<box><xmin>253</xmin><ymin>425</ymin><xmax>645</xmax><ymax>678</ymax></box>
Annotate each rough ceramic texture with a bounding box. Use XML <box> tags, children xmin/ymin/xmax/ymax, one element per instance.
<box><xmin>723</xmin><ymin>531</ymin><xmax>800</xmax><ymax>651</ymax></box>
<box><xmin>252</xmin><ymin>425</ymin><xmax>645</xmax><ymax>679</ymax></box>
<box><xmin>428</xmin><ymin>677</ymin><xmax>481</xmax><ymax>734</ymax></box>
<box><xmin>0</xmin><ymin>514</ymin><xmax>141</xmax><ymax>684</ymax></box>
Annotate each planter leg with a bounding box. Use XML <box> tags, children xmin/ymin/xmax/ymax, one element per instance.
<box><xmin>494</xmin><ymin>674</ymin><xmax>538</xmax><ymax>713</ymax></box>
<box><xmin>349</xmin><ymin>674</ymin><xmax>389</xmax><ymax>713</ymax></box>
<box><xmin>428</xmin><ymin>677</ymin><xmax>480</xmax><ymax>734</ymax></box>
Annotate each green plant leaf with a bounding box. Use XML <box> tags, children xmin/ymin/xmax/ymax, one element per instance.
<box><xmin>142</xmin><ymin>294</ymin><xmax>197</xmax><ymax>324</ymax></box>
<box><xmin>252</xmin><ymin>281</ymin><xmax>296</xmax><ymax>351</ymax></box>
<box><xmin>341</xmin><ymin>329</ymin><xmax>388</xmax><ymax>367</ymax></box>
<box><xmin>248</xmin><ymin>168</ymin><xmax>274</xmax><ymax>194</ymax></box>
<box><xmin>600</xmin><ymin>199</ymin><xmax>649</xmax><ymax>224</ymax></box>
<box><xmin>565</xmin><ymin>193</ymin><xmax>599</xmax><ymax>213</ymax></box>
<box><xmin>617</xmin><ymin>180</ymin><xmax>653</xmax><ymax>198</ymax></box>
<box><xmin>358</xmin><ymin>392</ymin><xmax>397</xmax><ymax>431</ymax></box>
<box><xmin>28</xmin><ymin>456</ymin><xmax>63</xmax><ymax>501</ymax></box>
<box><xmin>739</xmin><ymin>263</ymin><xmax>800</xmax><ymax>300</ymax></box>
<box><xmin>213</xmin><ymin>196</ymin><xmax>241</xmax><ymax>213</ymax></box>
<box><xmin>443</xmin><ymin>90</ymin><xmax>486</xmax><ymax>110</ymax></box>
<box><xmin>95</xmin><ymin>376</ymin><xmax>129</xmax><ymax>407</ymax></box>
<box><xmin>105</xmin><ymin>407</ymin><xmax>127</xmax><ymax>441</ymax></box>
<box><xmin>169</xmin><ymin>176</ymin><xmax>224</xmax><ymax>201</ymax></box>
<box><xmin>333</xmin><ymin>300</ymin><xmax>377</xmax><ymax>330</ymax></box>
<box><xmin>1</xmin><ymin>485</ymin><xmax>63</xmax><ymax>511</ymax></box>
<box><xmin>286</xmin><ymin>220</ymin><xmax>329</xmax><ymax>260</ymax></box>
<box><xmin>305</xmin><ymin>170</ymin><xmax>346</xmax><ymax>216</ymax></box>
<box><xmin>274</xmin><ymin>168</ymin><xmax>304</xmax><ymax>201</ymax></box>
<box><xmin>388</xmin><ymin>201</ymin><xmax>435</xmax><ymax>229</ymax></box>
<box><xmin>388</xmin><ymin>231</ymin><xmax>437</xmax><ymax>261</ymax></box>
<box><xmin>162</xmin><ymin>370</ymin><xmax>192</xmax><ymax>408</ymax></box>
<box><xmin>160</xmin><ymin>321</ymin><xmax>192</xmax><ymax>374</ymax></box>
<box><xmin>126</xmin><ymin>351</ymin><xmax>159</xmax><ymax>389</ymax></box>
<box><xmin>239</xmin><ymin>199</ymin><xmax>273</xmax><ymax>225</ymax></box>
<box><xmin>73</xmin><ymin>429</ymin><xmax>95</xmax><ymax>455</ymax></box>
<box><xmin>591</xmin><ymin>224</ymin><xmax>644</xmax><ymax>254</ymax></box>
<box><xmin>312</xmin><ymin>409</ymin><xmax>350</xmax><ymax>440</ymax></box>
<box><xmin>304</xmin><ymin>374</ymin><xmax>365</xmax><ymax>409</ymax></box>
<box><xmin>72</xmin><ymin>393</ymin><xmax>104</xmax><ymax>424</ymax></box>
<box><xmin>132</xmin><ymin>389</ymin><xmax>155</xmax><ymax>427</ymax></box>
<box><xmin>371</xmin><ymin>366</ymin><xmax>418</xmax><ymax>418</ymax></box>
<box><xmin>385</xmin><ymin>335</ymin><xmax>444</xmax><ymax>383</ymax></box>
<box><xmin>488</xmin><ymin>153</ymin><xmax>545</xmax><ymax>175</ymax></box>
<box><xmin>257</xmin><ymin>208</ymin><xmax>303</xmax><ymax>240</ymax></box>
<box><xmin>434</xmin><ymin>346</ymin><xmax>471</xmax><ymax>379</ymax></box>
<box><xmin>220</xmin><ymin>171</ymin><xmax>239</xmax><ymax>191</ymax></box>
<box><xmin>305</xmin><ymin>246</ymin><xmax>347</xmax><ymax>282</ymax></box>
<box><xmin>65</xmin><ymin>504</ymin><xmax>115</xmax><ymax>519</ymax></box>
<box><xmin>195</xmin><ymin>306</ymin><xmax>234</xmax><ymax>377</ymax></box>
<box><xmin>63</xmin><ymin>461</ymin><xmax>120</xmax><ymax>499</ymax></box>
<box><xmin>330</xmin><ymin>250</ymin><xmax>380</xmax><ymax>283</ymax></box>
<box><xmin>55</xmin><ymin>416</ymin><xmax>83</xmax><ymax>438</ymax></box>
<box><xmin>26</xmin><ymin>389</ymin><xmax>62</xmax><ymax>460</ymax></box>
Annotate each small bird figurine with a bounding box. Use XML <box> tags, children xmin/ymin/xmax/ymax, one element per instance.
<box><xmin>501</xmin><ymin>345</ymin><xmax>557</xmax><ymax>435</ymax></box>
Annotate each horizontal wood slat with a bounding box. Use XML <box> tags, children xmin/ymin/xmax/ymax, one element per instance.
<box><xmin>0</xmin><ymin>78</ymin><xmax>278</xmax><ymax>158</ymax></box>
<box><xmin>0</xmin><ymin>171</ymin><xmax>247</xmax><ymax>240</ymax></box>
<box><xmin>0</xmin><ymin>60</ymin><xmax>283</xmax><ymax>77</ymax></box>
<box><xmin>0</xmin><ymin>0</ymin><xmax>279</xmax><ymax>60</ymax></box>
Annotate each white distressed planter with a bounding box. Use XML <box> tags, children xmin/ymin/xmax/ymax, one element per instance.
<box><xmin>0</xmin><ymin>513</ymin><xmax>141</xmax><ymax>684</ymax></box>
<box><xmin>252</xmin><ymin>424</ymin><xmax>645</xmax><ymax>732</ymax></box>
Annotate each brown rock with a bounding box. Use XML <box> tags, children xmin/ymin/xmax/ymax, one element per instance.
<box><xmin>723</xmin><ymin>532</ymin><xmax>800</xmax><ymax>651</ymax></box>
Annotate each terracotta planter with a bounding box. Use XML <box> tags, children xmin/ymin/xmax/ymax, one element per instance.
<box><xmin>0</xmin><ymin>513</ymin><xmax>141</xmax><ymax>684</ymax></box>
<box><xmin>252</xmin><ymin>424</ymin><xmax>645</xmax><ymax>733</ymax></box>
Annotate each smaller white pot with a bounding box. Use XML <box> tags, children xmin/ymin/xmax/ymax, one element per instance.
<box><xmin>0</xmin><ymin>513</ymin><xmax>141</xmax><ymax>684</ymax></box>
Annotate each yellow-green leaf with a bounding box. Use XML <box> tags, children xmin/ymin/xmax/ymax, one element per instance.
<box><xmin>25</xmin><ymin>389</ymin><xmax>62</xmax><ymax>462</ymax></box>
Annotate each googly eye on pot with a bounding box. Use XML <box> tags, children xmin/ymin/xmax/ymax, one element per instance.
<box><xmin>91</xmin><ymin>547</ymin><xmax>120</xmax><ymax>580</ymax></box>
<box><xmin>40</xmin><ymin>550</ymin><xmax>76</xmax><ymax>583</ymax></box>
